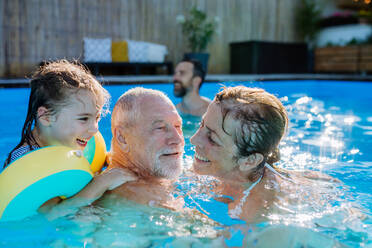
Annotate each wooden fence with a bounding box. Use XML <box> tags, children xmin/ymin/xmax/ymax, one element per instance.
<box><xmin>0</xmin><ymin>0</ymin><xmax>301</xmax><ymax>77</ymax></box>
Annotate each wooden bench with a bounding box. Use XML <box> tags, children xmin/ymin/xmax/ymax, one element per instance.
<box><xmin>83</xmin><ymin>61</ymin><xmax>174</xmax><ymax>76</ymax></box>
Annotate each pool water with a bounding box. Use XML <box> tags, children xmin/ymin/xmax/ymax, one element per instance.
<box><xmin>0</xmin><ymin>80</ymin><xmax>371</xmax><ymax>247</ymax></box>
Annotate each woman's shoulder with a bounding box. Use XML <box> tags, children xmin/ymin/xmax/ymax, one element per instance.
<box><xmin>289</xmin><ymin>169</ymin><xmax>341</xmax><ymax>183</ymax></box>
<box><xmin>268</xmin><ymin>165</ymin><xmax>340</xmax><ymax>184</ymax></box>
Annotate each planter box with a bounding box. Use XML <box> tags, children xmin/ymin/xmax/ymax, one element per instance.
<box><xmin>230</xmin><ymin>41</ymin><xmax>308</xmax><ymax>74</ymax></box>
<box><xmin>315</xmin><ymin>46</ymin><xmax>358</xmax><ymax>72</ymax></box>
<box><xmin>360</xmin><ymin>45</ymin><xmax>372</xmax><ymax>71</ymax></box>
<box><xmin>314</xmin><ymin>45</ymin><xmax>372</xmax><ymax>73</ymax></box>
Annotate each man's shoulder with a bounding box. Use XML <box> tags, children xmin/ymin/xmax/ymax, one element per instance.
<box><xmin>201</xmin><ymin>96</ymin><xmax>211</xmax><ymax>105</ymax></box>
<box><xmin>110</xmin><ymin>179</ymin><xmax>177</xmax><ymax>207</ymax></box>
<box><xmin>200</xmin><ymin>97</ymin><xmax>211</xmax><ymax>113</ymax></box>
<box><xmin>175</xmin><ymin>102</ymin><xmax>182</xmax><ymax>109</ymax></box>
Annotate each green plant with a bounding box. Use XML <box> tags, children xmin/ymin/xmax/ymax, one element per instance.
<box><xmin>358</xmin><ymin>10</ymin><xmax>372</xmax><ymax>18</ymax></box>
<box><xmin>346</xmin><ymin>38</ymin><xmax>359</xmax><ymax>46</ymax></box>
<box><xmin>358</xmin><ymin>10</ymin><xmax>372</xmax><ymax>24</ymax></box>
<box><xmin>177</xmin><ymin>6</ymin><xmax>217</xmax><ymax>52</ymax></box>
<box><xmin>296</xmin><ymin>0</ymin><xmax>321</xmax><ymax>46</ymax></box>
<box><xmin>365</xmin><ymin>33</ymin><xmax>372</xmax><ymax>44</ymax></box>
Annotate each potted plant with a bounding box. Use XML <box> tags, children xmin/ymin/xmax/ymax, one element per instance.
<box><xmin>296</xmin><ymin>0</ymin><xmax>322</xmax><ymax>46</ymax></box>
<box><xmin>177</xmin><ymin>6</ymin><xmax>218</xmax><ymax>72</ymax></box>
<box><xmin>295</xmin><ymin>0</ymin><xmax>322</xmax><ymax>72</ymax></box>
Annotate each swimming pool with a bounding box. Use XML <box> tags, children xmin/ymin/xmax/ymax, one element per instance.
<box><xmin>0</xmin><ymin>80</ymin><xmax>371</xmax><ymax>247</ymax></box>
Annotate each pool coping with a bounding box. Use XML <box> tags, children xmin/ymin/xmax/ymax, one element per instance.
<box><xmin>1</xmin><ymin>74</ymin><xmax>372</xmax><ymax>87</ymax></box>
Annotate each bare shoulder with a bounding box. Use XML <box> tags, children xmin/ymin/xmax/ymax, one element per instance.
<box><xmin>175</xmin><ymin>102</ymin><xmax>185</xmax><ymax>113</ymax></box>
<box><xmin>109</xmin><ymin>178</ymin><xmax>184</xmax><ymax>211</ymax></box>
<box><xmin>176</xmin><ymin>102</ymin><xmax>182</xmax><ymax>109</ymax></box>
<box><xmin>108</xmin><ymin>180</ymin><xmax>143</xmax><ymax>203</ymax></box>
<box><xmin>199</xmin><ymin>97</ymin><xmax>211</xmax><ymax>115</ymax></box>
<box><xmin>290</xmin><ymin>169</ymin><xmax>341</xmax><ymax>183</ymax></box>
<box><xmin>109</xmin><ymin>180</ymin><xmax>170</xmax><ymax>205</ymax></box>
<box><xmin>201</xmin><ymin>96</ymin><xmax>212</xmax><ymax>105</ymax></box>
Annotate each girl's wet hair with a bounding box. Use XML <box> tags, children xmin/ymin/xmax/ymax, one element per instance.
<box><xmin>214</xmin><ymin>86</ymin><xmax>288</xmax><ymax>179</ymax></box>
<box><xmin>4</xmin><ymin>59</ymin><xmax>110</xmax><ymax>168</ymax></box>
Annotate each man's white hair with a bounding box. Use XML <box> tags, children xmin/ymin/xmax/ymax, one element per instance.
<box><xmin>111</xmin><ymin>87</ymin><xmax>173</xmax><ymax>129</ymax></box>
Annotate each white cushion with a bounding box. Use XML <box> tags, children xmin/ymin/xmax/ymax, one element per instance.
<box><xmin>147</xmin><ymin>43</ymin><xmax>168</xmax><ymax>62</ymax></box>
<box><xmin>83</xmin><ymin>38</ymin><xmax>112</xmax><ymax>62</ymax></box>
<box><xmin>127</xmin><ymin>40</ymin><xmax>149</xmax><ymax>62</ymax></box>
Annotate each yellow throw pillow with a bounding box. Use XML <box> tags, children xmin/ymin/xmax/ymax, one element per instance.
<box><xmin>112</xmin><ymin>41</ymin><xmax>129</xmax><ymax>62</ymax></box>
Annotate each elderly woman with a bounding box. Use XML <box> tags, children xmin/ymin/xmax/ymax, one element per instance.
<box><xmin>190</xmin><ymin>86</ymin><xmax>336</xmax><ymax>224</ymax></box>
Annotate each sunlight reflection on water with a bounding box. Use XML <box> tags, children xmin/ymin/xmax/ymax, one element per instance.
<box><xmin>0</xmin><ymin>81</ymin><xmax>371</xmax><ymax>247</ymax></box>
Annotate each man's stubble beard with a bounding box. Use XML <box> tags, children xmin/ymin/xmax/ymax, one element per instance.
<box><xmin>173</xmin><ymin>82</ymin><xmax>187</xmax><ymax>98</ymax></box>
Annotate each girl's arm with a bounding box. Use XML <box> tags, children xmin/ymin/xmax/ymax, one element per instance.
<box><xmin>41</xmin><ymin>167</ymin><xmax>137</xmax><ymax>218</ymax></box>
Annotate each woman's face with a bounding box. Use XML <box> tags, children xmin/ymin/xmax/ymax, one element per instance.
<box><xmin>190</xmin><ymin>102</ymin><xmax>241</xmax><ymax>178</ymax></box>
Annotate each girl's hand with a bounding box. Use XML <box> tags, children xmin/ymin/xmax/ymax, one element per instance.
<box><xmin>99</xmin><ymin>167</ymin><xmax>137</xmax><ymax>190</ymax></box>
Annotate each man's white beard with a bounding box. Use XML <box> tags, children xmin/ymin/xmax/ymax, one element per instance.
<box><xmin>153</xmin><ymin>158</ymin><xmax>182</xmax><ymax>179</ymax></box>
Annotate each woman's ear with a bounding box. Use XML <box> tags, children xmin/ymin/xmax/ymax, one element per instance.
<box><xmin>37</xmin><ymin>106</ymin><xmax>52</xmax><ymax>126</ymax></box>
<box><xmin>237</xmin><ymin>153</ymin><xmax>264</xmax><ymax>172</ymax></box>
<box><xmin>115</xmin><ymin>127</ymin><xmax>129</xmax><ymax>153</ymax></box>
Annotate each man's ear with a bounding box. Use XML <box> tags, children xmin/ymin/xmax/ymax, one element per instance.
<box><xmin>115</xmin><ymin>127</ymin><xmax>129</xmax><ymax>153</ymax></box>
<box><xmin>237</xmin><ymin>153</ymin><xmax>264</xmax><ymax>172</ymax></box>
<box><xmin>192</xmin><ymin>76</ymin><xmax>202</xmax><ymax>90</ymax></box>
<box><xmin>37</xmin><ymin>106</ymin><xmax>52</xmax><ymax>126</ymax></box>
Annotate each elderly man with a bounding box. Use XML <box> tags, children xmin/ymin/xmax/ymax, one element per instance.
<box><xmin>106</xmin><ymin>87</ymin><xmax>185</xmax><ymax>210</ymax></box>
<box><xmin>173</xmin><ymin>59</ymin><xmax>211</xmax><ymax>117</ymax></box>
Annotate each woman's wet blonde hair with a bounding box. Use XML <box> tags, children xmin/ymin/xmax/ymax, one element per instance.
<box><xmin>214</xmin><ymin>86</ymin><xmax>288</xmax><ymax>176</ymax></box>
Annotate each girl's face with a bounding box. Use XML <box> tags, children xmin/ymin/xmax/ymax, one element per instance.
<box><xmin>41</xmin><ymin>90</ymin><xmax>101</xmax><ymax>150</ymax></box>
<box><xmin>190</xmin><ymin>102</ymin><xmax>241</xmax><ymax>179</ymax></box>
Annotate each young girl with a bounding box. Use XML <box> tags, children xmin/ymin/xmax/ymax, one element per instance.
<box><xmin>4</xmin><ymin>60</ymin><xmax>109</xmax><ymax>166</ymax></box>
<box><xmin>3</xmin><ymin>60</ymin><xmax>135</xmax><ymax>210</ymax></box>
